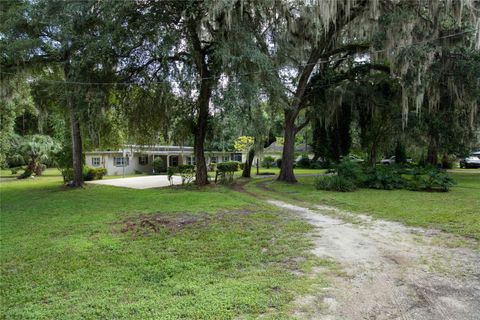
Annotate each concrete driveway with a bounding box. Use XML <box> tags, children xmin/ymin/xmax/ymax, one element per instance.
<box><xmin>86</xmin><ymin>175</ymin><xmax>183</xmax><ymax>189</ymax></box>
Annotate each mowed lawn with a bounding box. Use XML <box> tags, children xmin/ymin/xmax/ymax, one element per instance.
<box><xmin>0</xmin><ymin>172</ymin><xmax>318</xmax><ymax>319</ymax></box>
<box><xmin>251</xmin><ymin>170</ymin><xmax>480</xmax><ymax>240</ymax></box>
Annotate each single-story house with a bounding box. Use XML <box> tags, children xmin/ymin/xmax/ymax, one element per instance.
<box><xmin>85</xmin><ymin>145</ymin><xmax>245</xmax><ymax>176</ymax></box>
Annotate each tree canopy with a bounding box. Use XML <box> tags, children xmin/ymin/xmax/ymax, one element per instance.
<box><xmin>1</xmin><ymin>0</ymin><xmax>479</xmax><ymax>185</ymax></box>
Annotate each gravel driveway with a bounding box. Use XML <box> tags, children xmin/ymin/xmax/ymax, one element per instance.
<box><xmin>269</xmin><ymin>200</ymin><xmax>480</xmax><ymax>320</ymax></box>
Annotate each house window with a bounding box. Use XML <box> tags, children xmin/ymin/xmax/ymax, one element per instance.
<box><xmin>186</xmin><ymin>156</ymin><xmax>196</xmax><ymax>165</ymax></box>
<box><xmin>210</xmin><ymin>156</ymin><xmax>217</xmax><ymax>163</ymax></box>
<box><xmin>114</xmin><ymin>157</ymin><xmax>129</xmax><ymax>167</ymax></box>
<box><xmin>223</xmin><ymin>156</ymin><xmax>229</xmax><ymax>162</ymax></box>
<box><xmin>232</xmin><ymin>153</ymin><xmax>242</xmax><ymax>162</ymax></box>
<box><xmin>169</xmin><ymin>156</ymin><xmax>179</xmax><ymax>167</ymax></box>
<box><xmin>91</xmin><ymin>157</ymin><xmax>101</xmax><ymax>166</ymax></box>
<box><xmin>139</xmin><ymin>155</ymin><xmax>148</xmax><ymax>165</ymax></box>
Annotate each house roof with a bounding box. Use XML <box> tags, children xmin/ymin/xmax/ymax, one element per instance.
<box><xmin>85</xmin><ymin>145</ymin><xmax>241</xmax><ymax>156</ymax></box>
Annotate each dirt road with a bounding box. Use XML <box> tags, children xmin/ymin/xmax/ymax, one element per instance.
<box><xmin>268</xmin><ymin>200</ymin><xmax>480</xmax><ymax>320</ymax></box>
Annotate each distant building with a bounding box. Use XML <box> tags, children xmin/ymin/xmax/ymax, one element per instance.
<box><xmin>85</xmin><ymin>145</ymin><xmax>245</xmax><ymax>176</ymax></box>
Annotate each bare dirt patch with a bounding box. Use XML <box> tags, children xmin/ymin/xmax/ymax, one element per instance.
<box><xmin>118</xmin><ymin>213</ymin><xmax>209</xmax><ymax>235</ymax></box>
<box><xmin>116</xmin><ymin>209</ymin><xmax>255</xmax><ymax>236</ymax></box>
<box><xmin>269</xmin><ymin>200</ymin><xmax>480</xmax><ymax>320</ymax></box>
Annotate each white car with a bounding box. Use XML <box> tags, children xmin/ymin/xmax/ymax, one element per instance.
<box><xmin>380</xmin><ymin>156</ymin><xmax>412</xmax><ymax>165</ymax></box>
<box><xmin>459</xmin><ymin>151</ymin><xmax>480</xmax><ymax>168</ymax></box>
<box><xmin>380</xmin><ymin>156</ymin><xmax>396</xmax><ymax>165</ymax></box>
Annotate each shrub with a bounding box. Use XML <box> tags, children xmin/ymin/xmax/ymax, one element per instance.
<box><xmin>83</xmin><ymin>167</ymin><xmax>107</xmax><ymax>181</ymax></box>
<box><xmin>95</xmin><ymin>168</ymin><xmax>107</xmax><ymax>180</ymax></box>
<box><xmin>152</xmin><ymin>158</ymin><xmax>166</xmax><ymax>174</ymax></box>
<box><xmin>83</xmin><ymin>167</ymin><xmax>95</xmax><ymax>181</ymax></box>
<box><xmin>239</xmin><ymin>162</ymin><xmax>245</xmax><ymax>170</ymax></box>
<box><xmin>296</xmin><ymin>155</ymin><xmax>311</xmax><ymax>168</ymax></box>
<box><xmin>216</xmin><ymin>161</ymin><xmax>239</xmax><ymax>184</ymax></box>
<box><xmin>61</xmin><ymin>168</ymin><xmax>74</xmax><ymax>183</ymax></box>
<box><xmin>409</xmin><ymin>168</ymin><xmax>455</xmax><ymax>192</ymax></box>
<box><xmin>261</xmin><ymin>156</ymin><xmax>275</xmax><ymax>168</ymax></box>
<box><xmin>275</xmin><ymin>158</ymin><xmax>282</xmax><ymax>168</ymax></box>
<box><xmin>336</xmin><ymin>160</ymin><xmax>366</xmax><ymax>185</ymax></box>
<box><xmin>314</xmin><ymin>175</ymin><xmax>356</xmax><ymax>192</ymax></box>
<box><xmin>364</xmin><ymin>166</ymin><xmax>406</xmax><ymax>190</ymax></box>
<box><xmin>208</xmin><ymin>163</ymin><xmax>217</xmax><ymax>172</ymax></box>
<box><xmin>177</xmin><ymin>165</ymin><xmax>195</xmax><ymax>185</ymax></box>
<box><xmin>166</xmin><ymin>165</ymin><xmax>195</xmax><ymax>185</ymax></box>
<box><xmin>10</xmin><ymin>167</ymin><xmax>21</xmax><ymax>174</ymax></box>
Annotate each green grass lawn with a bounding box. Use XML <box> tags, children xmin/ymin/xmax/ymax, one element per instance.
<box><xmin>248</xmin><ymin>171</ymin><xmax>480</xmax><ymax>240</ymax></box>
<box><xmin>0</xmin><ymin>173</ymin><xmax>323</xmax><ymax>319</ymax></box>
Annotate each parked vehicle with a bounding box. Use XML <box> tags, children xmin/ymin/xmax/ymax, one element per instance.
<box><xmin>341</xmin><ymin>155</ymin><xmax>365</xmax><ymax>163</ymax></box>
<box><xmin>459</xmin><ymin>151</ymin><xmax>480</xmax><ymax>168</ymax></box>
<box><xmin>380</xmin><ymin>156</ymin><xmax>412</xmax><ymax>165</ymax></box>
<box><xmin>380</xmin><ymin>156</ymin><xmax>396</xmax><ymax>165</ymax></box>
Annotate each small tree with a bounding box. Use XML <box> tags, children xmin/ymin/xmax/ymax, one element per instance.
<box><xmin>13</xmin><ymin>135</ymin><xmax>59</xmax><ymax>179</ymax></box>
<box><xmin>233</xmin><ymin>136</ymin><xmax>255</xmax><ymax>153</ymax></box>
<box><xmin>215</xmin><ymin>162</ymin><xmax>239</xmax><ymax>184</ymax></box>
<box><xmin>261</xmin><ymin>156</ymin><xmax>275</xmax><ymax>169</ymax></box>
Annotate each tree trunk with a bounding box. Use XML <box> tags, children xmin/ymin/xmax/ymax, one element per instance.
<box><xmin>193</xmin><ymin>128</ymin><xmax>208</xmax><ymax>185</ymax></box>
<box><xmin>278</xmin><ymin>111</ymin><xmax>297</xmax><ymax>183</ymax></box>
<box><xmin>426</xmin><ymin>141</ymin><xmax>438</xmax><ymax>166</ymax></box>
<box><xmin>242</xmin><ymin>147</ymin><xmax>255</xmax><ymax>178</ymax></box>
<box><xmin>193</xmin><ymin>79</ymin><xmax>211</xmax><ymax>186</ymax></box>
<box><xmin>19</xmin><ymin>157</ymin><xmax>37</xmax><ymax>179</ymax></box>
<box><xmin>64</xmin><ymin>61</ymin><xmax>84</xmax><ymax>187</ymax></box>
<box><xmin>243</xmin><ymin>134</ymin><xmax>277</xmax><ymax>178</ymax></box>
<box><xmin>69</xmin><ymin>102</ymin><xmax>84</xmax><ymax>187</ymax></box>
<box><xmin>369</xmin><ymin>144</ymin><xmax>377</xmax><ymax>167</ymax></box>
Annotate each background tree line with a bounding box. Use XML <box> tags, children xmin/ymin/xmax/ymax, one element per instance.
<box><xmin>1</xmin><ymin>0</ymin><xmax>479</xmax><ymax>186</ymax></box>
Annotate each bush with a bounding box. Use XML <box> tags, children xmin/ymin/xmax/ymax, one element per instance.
<box><xmin>152</xmin><ymin>158</ymin><xmax>166</xmax><ymax>174</ymax></box>
<box><xmin>314</xmin><ymin>175</ymin><xmax>356</xmax><ymax>192</ymax></box>
<box><xmin>83</xmin><ymin>167</ymin><xmax>107</xmax><ymax>181</ymax></box>
<box><xmin>275</xmin><ymin>158</ymin><xmax>282</xmax><ymax>168</ymax></box>
<box><xmin>167</xmin><ymin>166</ymin><xmax>176</xmax><ymax>185</ymax></box>
<box><xmin>208</xmin><ymin>163</ymin><xmax>217</xmax><ymax>172</ymax></box>
<box><xmin>216</xmin><ymin>161</ymin><xmax>239</xmax><ymax>184</ymax></box>
<box><xmin>10</xmin><ymin>167</ymin><xmax>21</xmax><ymax>174</ymax></box>
<box><xmin>364</xmin><ymin>166</ymin><xmax>406</xmax><ymax>190</ymax></box>
<box><xmin>95</xmin><ymin>168</ymin><xmax>107</xmax><ymax>179</ymax></box>
<box><xmin>336</xmin><ymin>160</ymin><xmax>366</xmax><ymax>185</ymax></box>
<box><xmin>409</xmin><ymin>168</ymin><xmax>456</xmax><ymax>192</ymax></box>
<box><xmin>61</xmin><ymin>168</ymin><xmax>74</xmax><ymax>183</ymax></box>
<box><xmin>239</xmin><ymin>162</ymin><xmax>245</xmax><ymax>170</ymax></box>
<box><xmin>296</xmin><ymin>155</ymin><xmax>311</xmax><ymax>169</ymax></box>
<box><xmin>261</xmin><ymin>156</ymin><xmax>275</xmax><ymax>168</ymax></box>
<box><xmin>178</xmin><ymin>165</ymin><xmax>195</xmax><ymax>185</ymax></box>
<box><xmin>167</xmin><ymin>165</ymin><xmax>195</xmax><ymax>185</ymax></box>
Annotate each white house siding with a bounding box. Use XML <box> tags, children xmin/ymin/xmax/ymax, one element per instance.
<box><xmin>85</xmin><ymin>147</ymin><xmax>247</xmax><ymax>176</ymax></box>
